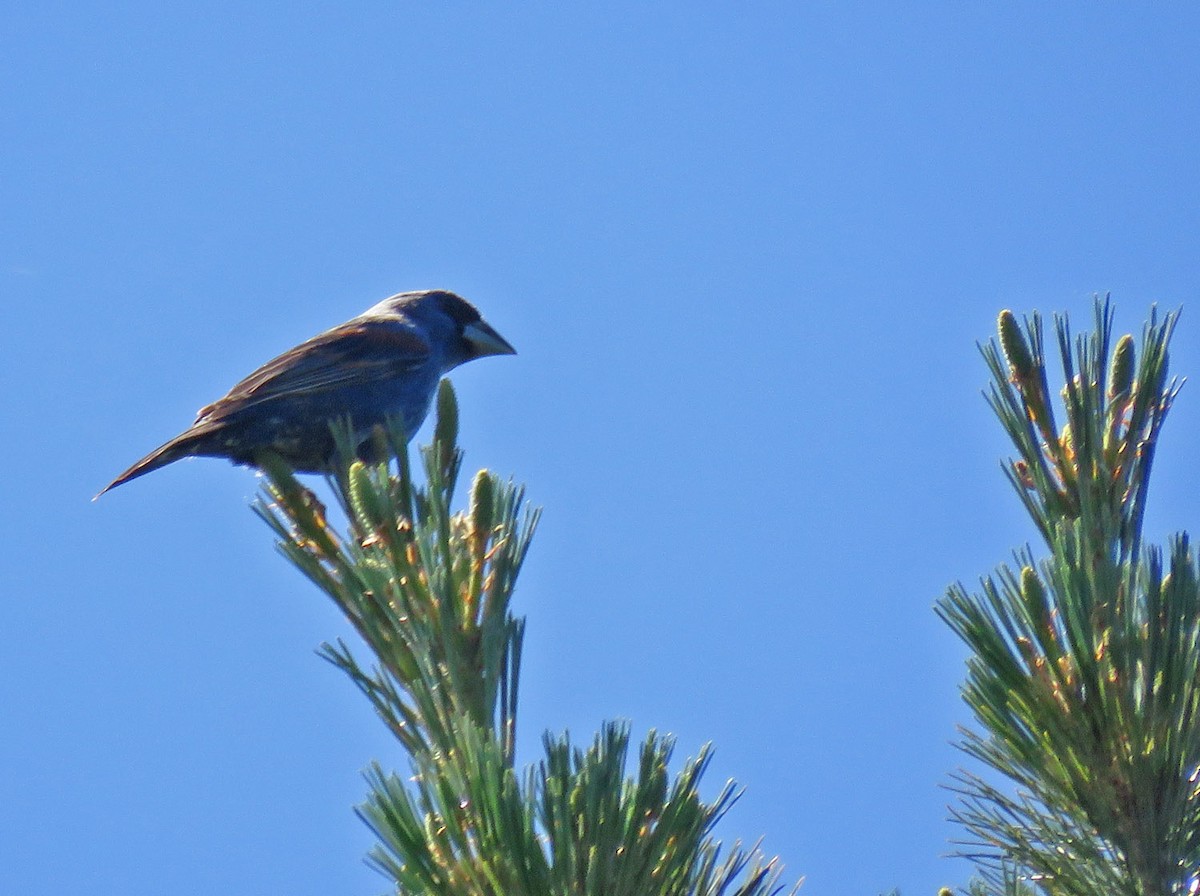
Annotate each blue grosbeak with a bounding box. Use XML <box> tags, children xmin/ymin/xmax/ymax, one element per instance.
<box><xmin>99</xmin><ymin>289</ymin><xmax>514</xmax><ymax>496</ymax></box>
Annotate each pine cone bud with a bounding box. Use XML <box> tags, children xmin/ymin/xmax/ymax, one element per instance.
<box><xmin>998</xmin><ymin>309</ymin><xmax>1034</xmax><ymax>380</ymax></box>
<box><xmin>1109</xmin><ymin>334</ymin><xmax>1135</xmax><ymax>397</ymax></box>
<box><xmin>435</xmin><ymin>378</ymin><xmax>459</xmax><ymax>450</ymax></box>
<box><xmin>470</xmin><ymin>469</ymin><xmax>495</xmax><ymax>545</ymax></box>
<box><xmin>1021</xmin><ymin>565</ymin><xmax>1048</xmax><ymax>615</ymax></box>
<box><xmin>348</xmin><ymin>461</ymin><xmax>383</xmax><ymax>531</ymax></box>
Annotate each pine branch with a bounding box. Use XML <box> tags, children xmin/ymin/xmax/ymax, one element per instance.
<box><xmin>939</xmin><ymin>298</ymin><xmax>1200</xmax><ymax>896</ymax></box>
<box><xmin>254</xmin><ymin>379</ymin><xmax>796</xmax><ymax>896</ymax></box>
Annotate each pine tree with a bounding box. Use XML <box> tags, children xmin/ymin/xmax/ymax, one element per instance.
<box><xmin>939</xmin><ymin>299</ymin><xmax>1200</xmax><ymax>895</ymax></box>
<box><xmin>254</xmin><ymin>382</ymin><xmax>796</xmax><ymax>896</ymax></box>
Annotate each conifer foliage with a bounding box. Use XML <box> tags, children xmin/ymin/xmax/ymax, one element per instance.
<box><xmin>939</xmin><ymin>300</ymin><xmax>1200</xmax><ymax>895</ymax></box>
<box><xmin>254</xmin><ymin>382</ymin><xmax>794</xmax><ymax>896</ymax></box>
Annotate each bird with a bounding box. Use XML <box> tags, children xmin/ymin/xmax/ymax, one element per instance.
<box><xmin>97</xmin><ymin>289</ymin><xmax>515</xmax><ymax>497</ymax></box>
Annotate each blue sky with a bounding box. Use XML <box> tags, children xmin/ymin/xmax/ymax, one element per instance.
<box><xmin>4</xmin><ymin>4</ymin><xmax>1199</xmax><ymax>894</ymax></box>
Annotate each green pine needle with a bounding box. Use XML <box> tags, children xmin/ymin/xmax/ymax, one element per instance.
<box><xmin>942</xmin><ymin>298</ymin><xmax>1198</xmax><ymax>896</ymax></box>
<box><xmin>253</xmin><ymin>378</ymin><xmax>796</xmax><ymax>896</ymax></box>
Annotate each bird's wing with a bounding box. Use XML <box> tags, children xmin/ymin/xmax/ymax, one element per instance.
<box><xmin>197</xmin><ymin>321</ymin><xmax>432</xmax><ymax>421</ymax></box>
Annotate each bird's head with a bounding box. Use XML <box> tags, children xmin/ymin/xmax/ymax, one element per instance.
<box><xmin>370</xmin><ymin>289</ymin><xmax>516</xmax><ymax>369</ymax></box>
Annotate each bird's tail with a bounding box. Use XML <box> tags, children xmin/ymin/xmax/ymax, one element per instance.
<box><xmin>94</xmin><ymin>432</ymin><xmax>205</xmax><ymax>499</ymax></box>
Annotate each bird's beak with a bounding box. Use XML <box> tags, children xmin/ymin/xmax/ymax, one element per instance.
<box><xmin>463</xmin><ymin>319</ymin><xmax>517</xmax><ymax>357</ymax></box>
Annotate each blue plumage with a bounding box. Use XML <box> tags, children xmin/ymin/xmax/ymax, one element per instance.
<box><xmin>99</xmin><ymin>289</ymin><xmax>514</xmax><ymax>495</ymax></box>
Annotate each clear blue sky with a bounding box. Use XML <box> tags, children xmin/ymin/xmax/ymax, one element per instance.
<box><xmin>4</xmin><ymin>4</ymin><xmax>1199</xmax><ymax>894</ymax></box>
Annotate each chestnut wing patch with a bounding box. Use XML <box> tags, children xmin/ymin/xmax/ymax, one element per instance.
<box><xmin>197</xmin><ymin>322</ymin><xmax>432</xmax><ymax>421</ymax></box>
